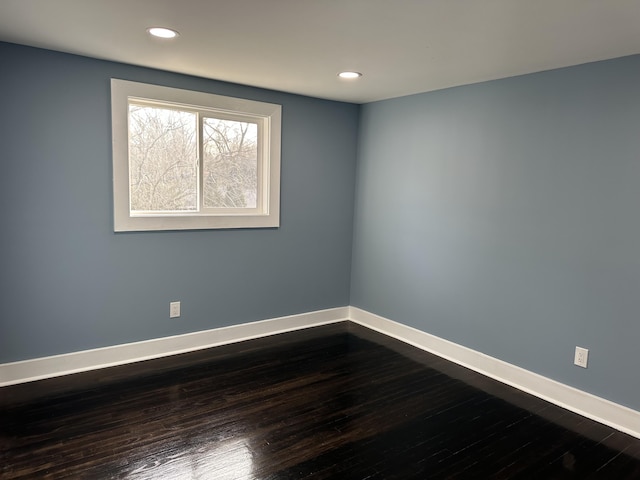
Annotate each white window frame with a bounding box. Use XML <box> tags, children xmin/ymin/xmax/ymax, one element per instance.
<box><xmin>111</xmin><ymin>79</ymin><xmax>281</xmax><ymax>232</ymax></box>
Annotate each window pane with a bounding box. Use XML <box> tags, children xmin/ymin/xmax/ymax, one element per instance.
<box><xmin>128</xmin><ymin>105</ymin><xmax>197</xmax><ymax>212</ymax></box>
<box><xmin>203</xmin><ymin>117</ymin><xmax>258</xmax><ymax>209</ymax></box>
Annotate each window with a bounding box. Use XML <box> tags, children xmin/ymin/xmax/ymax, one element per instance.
<box><xmin>111</xmin><ymin>79</ymin><xmax>281</xmax><ymax>231</ymax></box>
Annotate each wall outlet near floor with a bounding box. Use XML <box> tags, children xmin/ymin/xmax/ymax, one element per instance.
<box><xmin>574</xmin><ymin>346</ymin><xmax>588</xmax><ymax>368</ymax></box>
<box><xmin>169</xmin><ymin>301</ymin><xmax>181</xmax><ymax>318</ymax></box>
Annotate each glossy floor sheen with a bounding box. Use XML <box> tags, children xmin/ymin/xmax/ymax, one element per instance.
<box><xmin>2</xmin><ymin>323</ymin><xmax>640</xmax><ymax>479</ymax></box>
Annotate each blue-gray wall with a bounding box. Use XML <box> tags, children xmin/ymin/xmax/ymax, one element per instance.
<box><xmin>2</xmin><ymin>40</ymin><xmax>639</xmax><ymax>412</ymax></box>
<box><xmin>351</xmin><ymin>55</ymin><xmax>640</xmax><ymax>410</ymax></box>
<box><xmin>0</xmin><ymin>42</ymin><xmax>358</xmax><ymax>362</ymax></box>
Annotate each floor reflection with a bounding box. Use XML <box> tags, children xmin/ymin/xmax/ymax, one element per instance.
<box><xmin>128</xmin><ymin>438</ymin><xmax>255</xmax><ymax>480</ymax></box>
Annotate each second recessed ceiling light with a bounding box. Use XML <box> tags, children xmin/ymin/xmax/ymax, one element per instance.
<box><xmin>338</xmin><ymin>71</ymin><xmax>363</xmax><ymax>79</ymax></box>
<box><xmin>147</xmin><ymin>27</ymin><xmax>179</xmax><ymax>39</ymax></box>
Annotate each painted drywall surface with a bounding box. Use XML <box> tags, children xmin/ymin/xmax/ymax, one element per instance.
<box><xmin>351</xmin><ymin>55</ymin><xmax>640</xmax><ymax>410</ymax></box>
<box><xmin>0</xmin><ymin>42</ymin><xmax>358</xmax><ymax>362</ymax></box>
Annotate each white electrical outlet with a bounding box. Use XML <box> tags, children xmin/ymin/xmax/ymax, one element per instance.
<box><xmin>574</xmin><ymin>346</ymin><xmax>588</xmax><ymax>368</ymax></box>
<box><xmin>169</xmin><ymin>301</ymin><xmax>181</xmax><ymax>318</ymax></box>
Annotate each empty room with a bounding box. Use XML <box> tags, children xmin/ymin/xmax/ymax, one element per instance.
<box><xmin>1</xmin><ymin>1</ymin><xmax>640</xmax><ymax>478</ymax></box>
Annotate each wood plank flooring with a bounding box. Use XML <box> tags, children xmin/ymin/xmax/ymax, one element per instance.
<box><xmin>2</xmin><ymin>322</ymin><xmax>640</xmax><ymax>479</ymax></box>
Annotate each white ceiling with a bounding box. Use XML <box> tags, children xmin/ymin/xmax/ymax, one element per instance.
<box><xmin>0</xmin><ymin>0</ymin><xmax>639</xmax><ymax>104</ymax></box>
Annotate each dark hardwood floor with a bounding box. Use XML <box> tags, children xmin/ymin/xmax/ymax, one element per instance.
<box><xmin>2</xmin><ymin>322</ymin><xmax>640</xmax><ymax>479</ymax></box>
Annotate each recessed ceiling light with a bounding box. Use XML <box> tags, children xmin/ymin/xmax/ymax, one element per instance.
<box><xmin>338</xmin><ymin>71</ymin><xmax>363</xmax><ymax>79</ymax></box>
<box><xmin>147</xmin><ymin>27</ymin><xmax>179</xmax><ymax>39</ymax></box>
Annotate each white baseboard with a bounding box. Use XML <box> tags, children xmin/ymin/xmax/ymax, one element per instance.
<box><xmin>2</xmin><ymin>304</ymin><xmax>639</xmax><ymax>440</ymax></box>
<box><xmin>349</xmin><ymin>306</ymin><xmax>640</xmax><ymax>439</ymax></box>
<box><xmin>0</xmin><ymin>306</ymin><xmax>349</xmax><ymax>387</ymax></box>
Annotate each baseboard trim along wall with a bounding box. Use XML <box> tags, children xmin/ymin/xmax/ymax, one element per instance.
<box><xmin>1</xmin><ymin>305</ymin><xmax>639</xmax><ymax>439</ymax></box>
<box><xmin>0</xmin><ymin>307</ymin><xmax>350</xmax><ymax>387</ymax></box>
<box><xmin>349</xmin><ymin>306</ymin><xmax>640</xmax><ymax>440</ymax></box>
